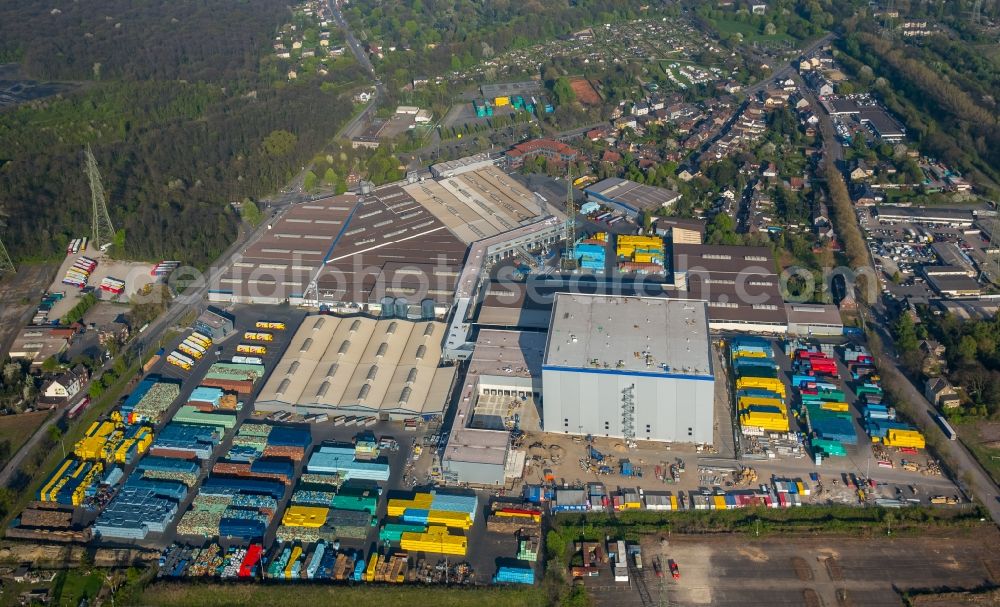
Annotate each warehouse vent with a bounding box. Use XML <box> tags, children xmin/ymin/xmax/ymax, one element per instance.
<box><xmin>276</xmin><ymin>378</ymin><xmax>291</xmax><ymax>396</ymax></box>
<box><xmin>366</xmin><ymin>365</ymin><xmax>379</xmax><ymax>381</ymax></box>
<box><xmin>399</xmin><ymin>386</ymin><xmax>412</xmax><ymax>404</ymax></box>
<box><xmin>358</xmin><ymin>384</ymin><xmax>371</xmax><ymax>400</ymax></box>
<box><xmin>300</xmin><ymin>338</ymin><xmax>314</xmax><ymax>352</ymax></box>
<box><xmin>326</xmin><ymin>363</ymin><xmax>339</xmax><ymax>377</ymax></box>
<box><xmin>344</xmin><ymin>227</ymin><xmax>366</xmax><ymax>236</ymax></box>
<box><xmin>350</xmin><ymin>319</ymin><xmax>361</xmax><ymax>332</ymax></box>
<box><xmin>415</xmin><ymin>345</ymin><xmax>427</xmax><ymax>360</ymax></box>
<box><xmin>338</xmin><ymin>340</ymin><xmax>351</xmax><ymax>355</ymax></box>
<box><xmin>316</xmin><ymin>381</ymin><xmax>331</xmax><ymax>398</ymax></box>
<box><xmin>287</xmin><ymin>361</ymin><xmax>300</xmax><ymax>375</ymax></box>
<box><xmin>313</xmin><ymin>317</ymin><xmax>325</xmax><ymax>330</ymax></box>
<box><xmin>376</xmin><ymin>342</ymin><xmax>388</xmax><ymax>357</ymax></box>
<box><xmin>387</xmin><ymin>321</ymin><xmax>398</xmax><ymax>335</ymax></box>
<box><xmin>406</xmin><ymin>368</ymin><xmax>418</xmax><ymax>383</ymax></box>
<box><xmin>423</xmin><ymin>323</ymin><xmax>435</xmax><ymax>336</ymax></box>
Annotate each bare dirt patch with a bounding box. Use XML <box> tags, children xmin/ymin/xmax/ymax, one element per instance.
<box><xmin>792</xmin><ymin>556</ymin><xmax>814</xmax><ymax>581</ymax></box>
<box><xmin>803</xmin><ymin>589</ymin><xmax>823</xmax><ymax>607</ymax></box>
<box><xmin>569</xmin><ymin>77</ymin><xmax>601</xmax><ymax>106</ymax></box>
<box><xmin>0</xmin><ymin>263</ymin><xmax>56</xmax><ymax>358</ymax></box>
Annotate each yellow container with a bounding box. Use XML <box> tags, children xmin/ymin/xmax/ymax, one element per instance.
<box><xmin>883</xmin><ymin>430</ymin><xmax>925</xmax><ymax>449</ymax></box>
<box><xmin>282</xmin><ymin>505</ymin><xmax>329</xmax><ymax>528</ymax></box>
<box><xmin>285</xmin><ymin>546</ymin><xmax>302</xmax><ymax>579</ymax></box>
<box><xmin>365</xmin><ymin>553</ymin><xmax>380</xmax><ymax>582</ymax></box>
<box><xmin>819</xmin><ymin>401</ymin><xmax>849</xmax><ymax>412</ymax></box>
<box><xmin>735</xmin><ymin>378</ymin><xmax>786</xmax><ymax>397</ymax></box>
<box><xmin>732</xmin><ymin>350</ymin><xmax>767</xmax><ymax>359</ymax></box>
<box><xmin>669</xmin><ymin>495</ymin><xmax>678</xmax><ymax>510</ymax></box>
<box><xmin>494</xmin><ymin>96</ymin><xmax>510</xmax><ymax>106</ymax></box>
<box><xmin>713</xmin><ymin>495</ymin><xmax>727</xmax><ymax>510</ymax></box>
<box><xmin>40</xmin><ymin>459</ymin><xmax>73</xmax><ymax>501</ymax></box>
<box><xmin>737</xmin><ymin>396</ymin><xmax>785</xmax><ymax>409</ymax></box>
<box><xmin>426</xmin><ymin>510</ymin><xmax>473</xmax><ymax>529</ymax></box>
<box><xmin>400</xmin><ymin>526</ymin><xmax>467</xmax><ymax>556</ymax></box>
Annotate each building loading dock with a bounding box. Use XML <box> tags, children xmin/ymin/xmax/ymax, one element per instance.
<box><xmin>442</xmin><ymin>329</ymin><xmax>545</xmax><ymax>485</ymax></box>
<box><xmin>541</xmin><ymin>294</ymin><xmax>714</xmax><ymax>444</ymax></box>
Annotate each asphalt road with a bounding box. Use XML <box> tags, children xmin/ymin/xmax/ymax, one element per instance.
<box><xmin>328</xmin><ymin>0</ymin><xmax>385</xmax><ymax>140</ymax></box>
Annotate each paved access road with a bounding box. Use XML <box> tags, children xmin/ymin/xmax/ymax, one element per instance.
<box><xmin>328</xmin><ymin>0</ymin><xmax>385</xmax><ymax>140</ymax></box>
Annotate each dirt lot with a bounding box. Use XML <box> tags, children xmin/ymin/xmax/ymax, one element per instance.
<box><xmin>568</xmin><ymin>77</ymin><xmax>601</xmax><ymax>106</ymax></box>
<box><xmin>0</xmin><ymin>263</ymin><xmax>56</xmax><ymax>359</ymax></box>
<box><xmin>578</xmin><ymin>528</ymin><xmax>1000</xmax><ymax>607</ymax></box>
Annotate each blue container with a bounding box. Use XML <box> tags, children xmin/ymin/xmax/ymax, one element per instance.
<box><xmin>268</xmin><ymin>426</ymin><xmax>312</xmax><ymax>448</ymax></box>
<box><xmin>402</xmin><ymin>508</ymin><xmax>430</xmax><ymax>524</ymax></box>
<box><xmin>219</xmin><ymin>517</ymin><xmax>265</xmax><ymax>540</ymax></box>
<box><xmin>250</xmin><ymin>459</ymin><xmax>294</xmax><ymax>478</ymax></box>
<box><xmin>493</xmin><ymin>566</ymin><xmax>535</xmax><ymax>584</ymax></box>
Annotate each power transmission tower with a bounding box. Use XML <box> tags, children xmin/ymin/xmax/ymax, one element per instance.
<box><xmin>561</xmin><ymin>172</ymin><xmax>578</xmax><ymax>272</ymax></box>
<box><xmin>84</xmin><ymin>145</ymin><xmax>117</xmax><ymax>252</ymax></box>
<box><xmin>0</xmin><ymin>235</ymin><xmax>15</xmax><ymax>275</ymax></box>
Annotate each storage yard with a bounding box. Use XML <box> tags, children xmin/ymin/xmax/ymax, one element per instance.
<box><xmin>3</xmin><ymin>297</ymin><xmax>970</xmax><ymax>597</ymax></box>
<box><xmin>569</xmin><ymin>529</ymin><xmax>1000</xmax><ymax>607</ymax></box>
<box><xmin>41</xmin><ymin>245</ymin><xmax>156</xmax><ymax>321</ymax></box>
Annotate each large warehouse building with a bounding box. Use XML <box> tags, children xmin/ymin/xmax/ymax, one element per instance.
<box><xmin>541</xmin><ymin>294</ymin><xmax>715</xmax><ymax>444</ymax></box>
<box><xmin>255</xmin><ymin>314</ymin><xmax>457</xmax><ymax>419</ymax></box>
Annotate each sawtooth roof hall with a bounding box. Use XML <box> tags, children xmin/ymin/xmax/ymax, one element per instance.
<box><xmin>255</xmin><ymin>314</ymin><xmax>457</xmax><ymax>419</ymax></box>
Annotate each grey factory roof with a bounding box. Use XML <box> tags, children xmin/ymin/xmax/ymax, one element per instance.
<box><xmin>858</xmin><ymin>108</ymin><xmax>905</xmax><ymax>137</ymax></box>
<box><xmin>927</xmin><ymin>274</ymin><xmax>981</xmax><ymax>296</ymax></box>
<box><xmin>429</xmin><ymin>153</ymin><xmax>496</xmax><ymax>177</ymax></box>
<box><xmin>585</xmin><ymin>178</ymin><xmax>681</xmax><ymax>213</ymax></box>
<box><xmin>783</xmin><ymin>303</ymin><xmax>843</xmax><ymax>327</ymax></box>
<box><xmin>256</xmin><ymin>314</ymin><xmax>456</xmax><ymax>416</ymax></box>
<box><xmin>403</xmin><ymin>168</ymin><xmax>557</xmax><ymax>244</ymax></box>
<box><xmin>218</xmin><ymin>187</ymin><xmax>466</xmax><ymax>305</ymax></box>
<box><xmin>873</xmin><ymin>206</ymin><xmax>975</xmax><ymax>225</ymax></box>
<box><xmin>543</xmin><ymin>294</ymin><xmax>712</xmax><ymax>378</ymax></box>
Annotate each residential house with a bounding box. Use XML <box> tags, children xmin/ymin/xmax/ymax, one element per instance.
<box><xmin>849</xmin><ymin>160</ymin><xmax>874</xmax><ymax>181</ymax></box>
<box><xmin>761</xmin><ymin>163</ymin><xmax>778</xmax><ymax>179</ymax></box>
<box><xmin>505</xmin><ymin>139</ymin><xmax>579</xmax><ymax>169</ymax></box>
<box><xmin>925</xmin><ymin>377</ymin><xmax>961</xmax><ymax>409</ymax></box>
<box><xmin>919</xmin><ymin>340</ymin><xmax>947</xmax><ymax>376</ymax></box>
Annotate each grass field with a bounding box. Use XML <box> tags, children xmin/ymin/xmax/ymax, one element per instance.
<box><xmin>134</xmin><ymin>584</ymin><xmax>548</xmax><ymax>607</ymax></box>
<box><xmin>957</xmin><ymin>420</ymin><xmax>1000</xmax><ymax>487</ymax></box>
<box><xmin>54</xmin><ymin>570</ymin><xmax>104</xmax><ymax>607</ymax></box>
<box><xmin>0</xmin><ymin>411</ymin><xmax>50</xmax><ymax>468</ymax></box>
<box><xmin>710</xmin><ymin>18</ymin><xmax>792</xmax><ymax>43</ymax></box>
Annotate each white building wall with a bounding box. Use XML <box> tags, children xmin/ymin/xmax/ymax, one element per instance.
<box><xmin>541</xmin><ymin>369</ymin><xmax>714</xmax><ymax>444</ymax></box>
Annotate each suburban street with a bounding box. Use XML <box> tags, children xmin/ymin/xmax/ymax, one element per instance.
<box><xmin>328</xmin><ymin>0</ymin><xmax>385</xmax><ymax>139</ymax></box>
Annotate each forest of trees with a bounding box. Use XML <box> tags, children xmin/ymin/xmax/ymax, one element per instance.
<box><xmin>0</xmin><ymin>0</ymin><xmax>367</xmax><ymax>266</ymax></box>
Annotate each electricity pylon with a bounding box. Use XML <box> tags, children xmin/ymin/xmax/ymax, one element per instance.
<box><xmin>84</xmin><ymin>145</ymin><xmax>117</xmax><ymax>252</ymax></box>
<box><xmin>0</xmin><ymin>235</ymin><xmax>15</xmax><ymax>275</ymax></box>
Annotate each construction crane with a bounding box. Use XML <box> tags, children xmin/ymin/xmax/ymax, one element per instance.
<box><xmin>561</xmin><ymin>170</ymin><xmax>578</xmax><ymax>272</ymax></box>
<box><xmin>84</xmin><ymin>145</ymin><xmax>117</xmax><ymax>252</ymax></box>
<box><xmin>0</xmin><ymin>235</ymin><xmax>15</xmax><ymax>276</ymax></box>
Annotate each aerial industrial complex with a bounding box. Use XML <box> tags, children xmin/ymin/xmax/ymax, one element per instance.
<box><xmin>5</xmin><ymin>149</ymin><xmax>960</xmax><ymax>597</ymax></box>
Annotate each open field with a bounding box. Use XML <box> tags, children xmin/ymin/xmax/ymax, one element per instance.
<box><xmin>134</xmin><ymin>583</ymin><xmax>547</xmax><ymax>607</ymax></box>
<box><xmin>0</xmin><ymin>263</ymin><xmax>56</xmax><ymax>359</ymax></box>
<box><xmin>709</xmin><ymin>18</ymin><xmax>793</xmax><ymax>44</ymax></box>
<box><xmin>574</xmin><ymin>526</ymin><xmax>1000</xmax><ymax>607</ymax></box>
<box><xmin>0</xmin><ymin>411</ymin><xmax>50</xmax><ymax>468</ymax></box>
<box><xmin>957</xmin><ymin>420</ymin><xmax>1000</xmax><ymax>487</ymax></box>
